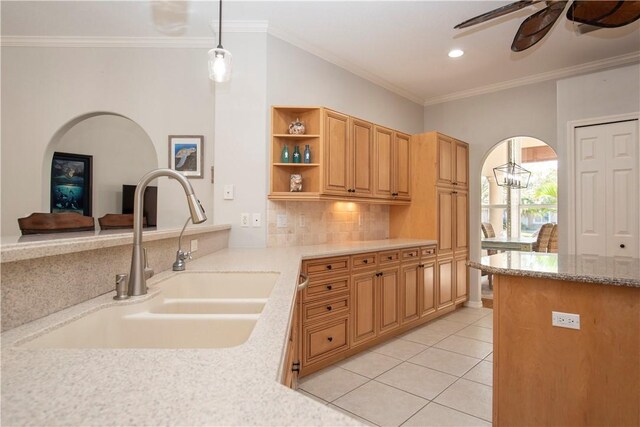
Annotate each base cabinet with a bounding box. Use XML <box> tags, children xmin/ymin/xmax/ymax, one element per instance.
<box><xmin>455</xmin><ymin>253</ymin><xmax>468</xmax><ymax>303</ymax></box>
<box><xmin>295</xmin><ymin>245</ymin><xmax>464</xmax><ymax>379</ymax></box>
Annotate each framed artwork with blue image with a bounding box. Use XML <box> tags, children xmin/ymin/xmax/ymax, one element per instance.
<box><xmin>168</xmin><ymin>135</ymin><xmax>204</xmax><ymax>179</ymax></box>
<box><xmin>50</xmin><ymin>152</ymin><xmax>93</xmax><ymax>216</ymax></box>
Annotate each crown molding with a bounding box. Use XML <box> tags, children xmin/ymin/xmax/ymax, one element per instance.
<box><xmin>423</xmin><ymin>51</ymin><xmax>640</xmax><ymax>106</ymax></box>
<box><xmin>266</xmin><ymin>25</ymin><xmax>425</xmax><ymax>105</ymax></box>
<box><xmin>0</xmin><ymin>20</ymin><xmax>269</xmax><ymax>48</ymax></box>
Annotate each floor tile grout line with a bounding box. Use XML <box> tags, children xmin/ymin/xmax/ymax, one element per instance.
<box><xmin>398</xmin><ymin>399</ymin><xmax>432</xmax><ymax>427</ymax></box>
<box><xmin>426</xmin><ymin>370</ymin><xmax>493</xmax><ymax>424</ymax></box>
<box><xmin>403</xmin><ymin>358</ymin><xmax>480</xmax><ymax>378</ymax></box>
<box><xmin>328</xmin><ymin>378</ymin><xmax>383</xmax><ymax>426</ymax></box>
<box><xmin>451</xmin><ymin>332</ymin><xmax>493</xmax><ymax>345</ymax></box>
<box><xmin>328</xmin><ymin>398</ymin><xmax>382</xmax><ymax>427</ymax></box>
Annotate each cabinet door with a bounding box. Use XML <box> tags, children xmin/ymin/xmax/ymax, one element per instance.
<box><xmin>394</xmin><ymin>132</ymin><xmax>411</xmax><ymax>200</ymax></box>
<box><xmin>420</xmin><ymin>259</ymin><xmax>436</xmax><ymax>317</ymax></box>
<box><xmin>400</xmin><ymin>263</ymin><xmax>420</xmax><ymax>325</ymax></box>
<box><xmin>454</xmin><ymin>191</ymin><xmax>468</xmax><ymax>252</ymax></box>
<box><xmin>373</xmin><ymin>126</ymin><xmax>394</xmax><ymax>198</ymax></box>
<box><xmin>454</xmin><ymin>253</ymin><xmax>468</xmax><ymax>303</ymax></box>
<box><xmin>283</xmin><ymin>293</ymin><xmax>300</xmax><ymax>388</ymax></box>
<box><xmin>351</xmin><ymin>271</ymin><xmax>377</xmax><ymax>346</ymax></box>
<box><xmin>454</xmin><ymin>140</ymin><xmax>469</xmax><ymax>189</ymax></box>
<box><xmin>437</xmin><ymin>188</ymin><xmax>454</xmax><ymax>256</ymax></box>
<box><xmin>323</xmin><ymin>110</ymin><xmax>350</xmax><ymax>195</ymax></box>
<box><xmin>379</xmin><ymin>266</ymin><xmax>400</xmax><ymax>334</ymax></box>
<box><xmin>437</xmin><ymin>257</ymin><xmax>454</xmax><ymax>309</ymax></box>
<box><xmin>437</xmin><ymin>134</ymin><xmax>455</xmax><ymax>186</ymax></box>
<box><xmin>351</xmin><ymin>118</ymin><xmax>374</xmax><ymax>196</ymax></box>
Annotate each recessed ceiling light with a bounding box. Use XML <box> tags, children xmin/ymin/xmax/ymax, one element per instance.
<box><xmin>448</xmin><ymin>49</ymin><xmax>464</xmax><ymax>58</ymax></box>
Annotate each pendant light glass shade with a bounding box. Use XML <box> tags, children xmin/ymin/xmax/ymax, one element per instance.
<box><xmin>208</xmin><ymin>47</ymin><xmax>232</xmax><ymax>82</ymax></box>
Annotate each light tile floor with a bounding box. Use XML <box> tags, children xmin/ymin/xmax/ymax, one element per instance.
<box><xmin>297</xmin><ymin>307</ymin><xmax>493</xmax><ymax>426</ymax></box>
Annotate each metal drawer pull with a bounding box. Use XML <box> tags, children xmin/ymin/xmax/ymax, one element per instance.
<box><xmin>327</xmin><ymin>337</ymin><xmax>333</xmax><ymax>342</ymax></box>
<box><xmin>363</xmin><ymin>259</ymin><xmax>369</xmax><ymax>264</ymax></box>
<box><xmin>327</xmin><ymin>305</ymin><xmax>333</xmax><ymax>311</ymax></box>
<box><xmin>298</xmin><ymin>273</ymin><xmax>309</xmax><ymax>290</ymax></box>
<box><xmin>326</xmin><ymin>284</ymin><xmax>333</xmax><ymax>290</ymax></box>
<box><xmin>388</xmin><ymin>256</ymin><xmax>393</xmax><ymax>260</ymax></box>
<box><xmin>326</xmin><ymin>265</ymin><xmax>332</xmax><ymax>270</ymax></box>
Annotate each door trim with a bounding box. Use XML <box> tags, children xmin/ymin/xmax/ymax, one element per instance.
<box><xmin>566</xmin><ymin>112</ymin><xmax>640</xmax><ymax>254</ymax></box>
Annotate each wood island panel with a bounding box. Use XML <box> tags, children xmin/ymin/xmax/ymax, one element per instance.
<box><xmin>493</xmin><ymin>274</ymin><xmax>640</xmax><ymax>426</ymax></box>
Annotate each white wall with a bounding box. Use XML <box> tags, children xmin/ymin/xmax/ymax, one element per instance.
<box><xmin>213</xmin><ymin>32</ymin><xmax>268</xmax><ymax>248</ymax></box>
<box><xmin>267</xmin><ymin>36</ymin><xmax>423</xmax><ymax>134</ymax></box>
<box><xmin>212</xmin><ymin>33</ymin><xmax>424</xmax><ymax>248</ymax></box>
<box><xmin>53</xmin><ymin>114</ymin><xmax>158</xmax><ymax>218</ymax></box>
<box><xmin>1</xmin><ymin>46</ymin><xmax>215</xmax><ymax>236</ymax></box>
<box><xmin>556</xmin><ymin>64</ymin><xmax>640</xmax><ymax>252</ymax></box>
<box><xmin>424</xmin><ymin>80</ymin><xmax>558</xmax><ymax>305</ymax></box>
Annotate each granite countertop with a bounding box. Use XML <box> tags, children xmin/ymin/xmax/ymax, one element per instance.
<box><xmin>468</xmin><ymin>252</ymin><xmax>640</xmax><ymax>287</ymax></box>
<box><xmin>1</xmin><ymin>224</ymin><xmax>232</xmax><ymax>263</ymax></box>
<box><xmin>1</xmin><ymin>238</ymin><xmax>436</xmax><ymax>426</ymax></box>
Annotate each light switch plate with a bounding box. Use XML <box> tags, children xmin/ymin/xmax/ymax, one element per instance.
<box><xmin>252</xmin><ymin>213</ymin><xmax>261</xmax><ymax>227</ymax></box>
<box><xmin>223</xmin><ymin>185</ymin><xmax>234</xmax><ymax>200</ymax></box>
<box><xmin>190</xmin><ymin>239</ymin><xmax>198</xmax><ymax>252</ymax></box>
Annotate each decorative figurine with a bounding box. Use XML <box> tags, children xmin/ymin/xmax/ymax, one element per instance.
<box><xmin>290</xmin><ymin>174</ymin><xmax>302</xmax><ymax>192</ymax></box>
<box><xmin>288</xmin><ymin>118</ymin><xmax>306</xmax><ymax>135</ymax></box>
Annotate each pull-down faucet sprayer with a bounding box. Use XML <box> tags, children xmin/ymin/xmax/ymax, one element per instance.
<box><xmin>127</xmin><ymin>168</ymin><xmax>207</xmax><ymax>298</ymax></box>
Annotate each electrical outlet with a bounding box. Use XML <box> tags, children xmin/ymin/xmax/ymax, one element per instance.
<box><xmin>240</xmin><ymin>213</ymin><xmax>250</xmax><ymax>227</ymax></box>
<box><xmin>277</xmin><ymin>214</ymin><xmax>288</xmax><ymax>228</ymax></box>
<box><xmin>299</xmin><ymin>214</ymin><xmax>306</xmax><ymax>227</ymax></box>
<box><xmin>552</xmin><ymin>311</ymin><xmax>580</xmax><ymax>330</ymax></box>
<box><xmin>252</xmin><ymin>213</ymin><xmax>261</xmax><ymax>227</ymax></box>
<box><xmin>190</xmin><ymin>239</ymin><xmax>198</xmax><ymax>252</ymax></box>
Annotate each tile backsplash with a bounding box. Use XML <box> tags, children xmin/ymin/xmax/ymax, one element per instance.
<box><xmin>267</xmin><ymin>201</ymin><xmax>389</xmax><ymax>247</ymax></box>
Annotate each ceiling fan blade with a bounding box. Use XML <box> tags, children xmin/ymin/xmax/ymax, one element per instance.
<box><xmin>567</xmin><ymin>1</ymin><xmax>640</xmax><ymax>28</ymax></box>
<box><xmin>511</xmin><ymin>1</ymin><xmax>568</xmax><ymax>52</ymax></box>
<box><xmin>454</xmin><ymin>0</ymin><xmax>543</xmax><ymax>29</ymax></box>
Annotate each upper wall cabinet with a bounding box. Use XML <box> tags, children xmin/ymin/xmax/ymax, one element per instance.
<box><xmin>269</xmin><ymin>106</ymin><xmax>410</xmax><ymax>204</ymax></box>
<box><xmin>436</xmin><ymin>134</ymin><xmax>468</xmax><ymax>189</ymax></box>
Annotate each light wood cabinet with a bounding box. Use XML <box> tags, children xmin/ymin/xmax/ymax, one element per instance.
<box><xmin>351</xmin><ymin>271</ymin><xmax>377</xmax><ymax>346</ymax></box>
<box><xmin>378</xmin><ymin>266</ymin><xmax>400</xmax><ymax>334</ymax></box>
<box><xmin>390</xmin><ymin>131</ymin><xmax>469</xmax><ymax>307</ymax></box>
<box><xmin>270</xmin><ymin>106</ymin><xmax>410</xmax><ymax>204</ymax></box>
<box><xmin>420</xmin><ymin>256</ymin><xmax>437</xmax><ymax>317</ymax></box>
<box><xmin>400</xmin><ymin>245</ymin><xmax>437</xmax><ymax>325</ymax></box>
<box><xmin>401</xmin><ymin>262</ymin><xmax>421</xmax><ymax>325</ymax></box>
<box><xmin>282</xmin><ymin>291</ymin><xmax>301</xmax><ymax>388</ymax></box>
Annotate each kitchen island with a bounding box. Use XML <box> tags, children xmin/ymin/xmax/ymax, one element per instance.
<box><xmin>469</xmin><ymin>252</ymin><xmax>640</xmax><ymax>427</ymax></box>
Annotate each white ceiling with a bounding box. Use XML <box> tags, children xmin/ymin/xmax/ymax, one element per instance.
<box><xmin>2</xmin><ymin>1</ymin><xmax>639</xmax><ymax>105</ymax></box>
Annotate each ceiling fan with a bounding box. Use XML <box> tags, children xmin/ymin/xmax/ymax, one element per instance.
<box><xmin>454</xmin><ymin>1</ymin><xmax>640</xmax><ymax>52</ymax></box>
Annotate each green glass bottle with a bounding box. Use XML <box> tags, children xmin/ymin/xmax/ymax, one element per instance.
<box><xmin>281</xmin><ymin>145</ymin><xmax>290</xmax><ymax>163</ymax></box>
<box><xmin>292</xmin><ymin>145</ymin><xmax>301</xmax><ymax>163</ymax></box>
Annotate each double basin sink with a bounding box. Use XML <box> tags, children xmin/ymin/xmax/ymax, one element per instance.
<box><xmin>21</xmin><ymin>272</ymin><xmax>279</xmax><ymax>349</ymax></box>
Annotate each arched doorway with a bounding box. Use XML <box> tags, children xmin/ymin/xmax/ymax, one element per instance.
<box><xmin>480</xmin><ymin>136</ymin><xmax>558</xmax><ymax>298</ymax></box>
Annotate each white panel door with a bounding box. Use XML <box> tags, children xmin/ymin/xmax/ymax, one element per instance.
<box><xmin>574</xmin><ymin>120</ymin><xmax>639</xmax><ymax>257</ymax></box>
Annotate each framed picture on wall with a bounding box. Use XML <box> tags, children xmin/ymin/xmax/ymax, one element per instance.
<box><xmin>50</xmin><ymin>152</ymin><xmax>93</xmax><ymax>216</ymax></box>
<box><xmin>168</xmin><ymin>135</ymin><xmax>204</xmax><ymax>178</ymax></box>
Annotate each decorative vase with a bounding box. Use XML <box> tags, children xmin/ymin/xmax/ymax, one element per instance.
<box><xmin>304</xmin><ymin>144</ymin><xmax>311</xmax><ymax>163</ymax></box>
<box><xmin>288</xmin><ymin>118</ymin><xmax>306</xmax><ymax>135</ymax></box>
<box><xmin>292</xmin><ymin>145</ymin><xmax>301</xmax><ymax>163</ymax></box>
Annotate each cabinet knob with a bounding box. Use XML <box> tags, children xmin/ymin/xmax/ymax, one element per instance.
<box><xmin>326</xmin><ymin>284</ymin><xmax>333</xmax><ymax>290</ymax></box>
<box><xmin>363</xmin><ymin>259</ymin><xmax>368</xmax><ymax>264</ymax></box>
<box><xmin>620</xmin><ymin>244</ymin><xmax>626</xmax><ymax>248</ymax></box>
<box><xmin>327</xmin><ymin>305</ymin><xmax>333</xmax><ymax>311</ymax></box>
<box><xmin>326</xmin><ymin>265</ymin><xmax>332</xmax><ymax>270</ymax></box>
<box><xmin>327</xmin><ymin>336</ymin><xmax>333</xmax><ymax>342</ymax></box>
<box><xmin>387</xmin><ymin>256</ymin><xmax>393</xmax><ymax>260</ymax></box>
<box><xmin>453</xmin><ymin>182</ymin><xmax>458</xmax><ymax>186</ymax></box>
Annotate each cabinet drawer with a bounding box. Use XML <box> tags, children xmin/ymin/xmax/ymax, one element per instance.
<box><xmin>352</xmin><ymin>252</ymin><xmax>377</xmax><ymax>270</ymax></box>
<box><xmin>379</xmin><ymin>250</ymin><xmax>400</xmax><ymax>265</ymax></box>
<box><xmin>304</xmin><ymin>276</ymin><xmax>349</xmax><ymax>302</ymax></box>
<box><xmin>304</xmin><ymin>256</ymin><xmax>350</xmax><ymax>276</ymax></box>
<box><xmin>401</xmin><ymin>248</ymin><xmax>420</xmax><ymax>262</ymax></box>
<box><xmin>303</xmin><ymin>294</ymin><xmax>349</xmax><ymax>324</ymax></box>
<box><xmin>304</xmin><ymin>317</ymin><xmax>349</xmax><ymax>363</ymax></box>
<box><xmin>421</xmin><ymin>246</ymin><xmax>436</xmax><ymax>258</ymax></box>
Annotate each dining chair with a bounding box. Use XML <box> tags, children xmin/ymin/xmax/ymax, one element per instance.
<box><xmin>17</xmin><ymin>212</ymin><xmax>95</xmax><ymax>235</ymax></box>
<box><xmin>533</xmin><ymin>223</ymin><xmax>555</xmax><ymax>252</ymax></box>
<box><xmin>481</xmin><ymin>222</ymin><xmax>498</xmax><ymax>256</ymax></box>
<box><xmin>547</xmin><ymin>224</ymin><xmax>558</xmax><ymax>253</ymax></box>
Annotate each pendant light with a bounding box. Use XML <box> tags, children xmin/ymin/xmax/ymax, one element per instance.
<box><xmin>493</xmin><ymin>139</ymin><xmax>531</xmax><ymax>189</ymax></box>
<box><xmin>208</xmin><ymin>0</ymin><xmax>232</xmax><ymax>82</ymax></box>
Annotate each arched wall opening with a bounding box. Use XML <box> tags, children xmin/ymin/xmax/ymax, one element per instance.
<box><xmin>42</xmin><ymin>112</ymin><xmax>158</xmax><ymax>220</ymax></box>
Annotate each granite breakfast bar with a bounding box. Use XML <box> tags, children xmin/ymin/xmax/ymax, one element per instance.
<box><xmin>469</xmin><ymin>252</ymin><xmax>640</xmax><ymax>427</ymax></box>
